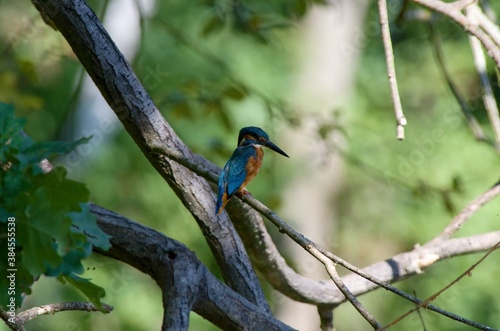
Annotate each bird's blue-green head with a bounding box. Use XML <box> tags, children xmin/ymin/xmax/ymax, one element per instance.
<box><xmin>237</xmin><ymin>126</ymin><xmax>289</xmax><ymax>158</ymax></box>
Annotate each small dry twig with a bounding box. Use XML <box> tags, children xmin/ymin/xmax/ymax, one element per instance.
<box><xmin>429</xmin><ymin>22</ymin><xmax>493</xmax><ymax>145</ymax></box>
<box><xmin>1</xmin><ymin>302</ymin><xmax>113</xmax><ymax>331</ymax></box>
<box><xmin>308</xmin><ymin>245</ymin><xmax>383</xmax><ymax>329</ymax></box>
<box><xmin>378</xmin><ymin>0</ymin><xmax>407</xmax><ymax>140</ymax></box>
<box><xmin>428</xmin><ymin>180</ymin><xmax>500</xmax><ymax>245</ymax></box>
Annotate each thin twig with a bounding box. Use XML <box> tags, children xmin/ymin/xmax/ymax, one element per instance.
<box><xmin>308</xmin><ymin>246</ymin><xmax>383</xmax><ymax>330</ymax></box>
<box><xmin>467</xmin><ymin>4</ymin><xmax>500</xmax><ymax>146</ymax></box>
<box><xmin>413</xmin><ymin>290</ymin><xmax>428</xmax><ymax>331</ymax></box>
<box><xmin>378</xmin><ymin>0</ymin><xmax>407</xmax><ymax>140</ymax></box>
<box><xmin>1</xmin><ymin>302</ymin><xmax>113</xmax><ymax>331</ymax></box>
<box><xmin>427</xmin><ymin>180</ymin><xmax>500</xmax><ymax>245</ymax></box>
<box><xmin>429</xmin><ymin>22</ymin><xmax>493</xmax><ymax>145</ymax></box>
<box><xmin>379</xmin><ymin>241</ymin><xmax>500</xmax><ymax>331</ymax></box>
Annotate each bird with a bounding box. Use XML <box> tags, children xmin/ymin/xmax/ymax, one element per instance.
<box><xmin>215</xmin><ymin>126</ymin><xmax>289</xmax><ymax>215</ymax></box>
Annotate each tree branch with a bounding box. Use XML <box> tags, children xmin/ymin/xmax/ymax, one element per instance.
<box><xmin>308</xmin><ymin>246</ymin><xmax>382</xmax><ymax>329</ymax></box>
<box><xmin>474</xmin><ymin>4</ymin><xmax>500</xmax><ymax>47</ymax></box>
<box><xmin>19</xmin><ymin>302</ymin><xmax>113</xmax><ymax>323</ymax></box>
<box><xmin>31</xmin><ymin>0</ymin><xmax>270</xmax><ymax>313</ymax></box>
<box><xmin>380</xmin><ymin>241</ymin><xmax>500</xmax><ymax>331</ymax></box>
<box><xmin>413</xmin><ymin>0</ymin><xmax>500</xmax><ymax>69</ymax></box>
<box><xmin>428</xmin><ymin>22</ymin><xmax>494</xmax><ymax>146</ymax></box>
<box><xmin>90</xmin><ymin>203</ymin><xmax>294</xmax><ymax>331</ymax></box>
<box><xmin>1</xmin><ymin>302</ymin><xmax>113</xmax><ymax>331</ymax></box>
<box><xmin>427</xmin><ymin>180</ymin><xmax>500</xmax><ymax>244</ymax></box>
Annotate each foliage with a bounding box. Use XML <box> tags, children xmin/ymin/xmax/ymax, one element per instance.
<box><xmin>0</xmin><ymin>103</ymin><xmax>111</xmax><ymax>310</ymax></box>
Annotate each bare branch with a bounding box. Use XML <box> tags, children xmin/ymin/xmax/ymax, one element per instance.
<box><xmin>89</xmin><ymin>203</ymin><xmax>295</xmax><ymax>331</ymax></box>
<box><xmin>428</xmin><ymin>180</ymin><xmax>500</xmax><ymax>244</ymax></box>
<box><xmin>380</xmin><ymin>241</ymin><xmax>500</xmax><ymax>331</ymax></box>
<box><xmin>474</xmin><ymin>4</ymin><xmax>500</xmax><ymax>47</ymax></box>
<box><xmin>229</xmin><ymin>194</ymin><xmax>500</xmax><ymax>305</ymax></box>
<box><xmin>378</xmin><ymin>0</ymin><xmax>407</xmax><ymax>140</ymax></box>
<box><xmin>240</xmin><ymin>191</ymin><xmax>500</xmax><ymax>327</ymax></box>
<box><xmin>412</xmin><ymin>290</ymin><xmax>428</xmax><ymax>331</ymax></box>
<box><xmin>467</xmin><ymin>4</ymin><xmax>500</xmax><ymax>146</ymax></box>
<box><xmin>1</xmin><ymin>303</ymin><xmax>112</xmax><ymax>331</ymax></box>
<box><xmin>308</xmin><ymin>246</ymin><xmax>382</xmax><ymax>329</ymax></box>
<box><xmin>429</xmin><ymin>23</ymin><xmax>494</xmax><ymax>146</ymax></box>
<box><xmin>19</xmin><ymin>302</ymin><xmax>112</xmax><ymax>324</ymax></box>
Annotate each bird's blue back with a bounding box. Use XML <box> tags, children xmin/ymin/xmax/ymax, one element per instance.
<box><xmin>216</xmin><ymin>145</ymin><xmax>258</xmax><ymax>212</ymax></box>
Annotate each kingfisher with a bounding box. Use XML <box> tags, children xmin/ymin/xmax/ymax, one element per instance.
<box><xmin>215</xmin><ymin>126</ymin><xmax>289</xmax><ymax>215</ymax></box>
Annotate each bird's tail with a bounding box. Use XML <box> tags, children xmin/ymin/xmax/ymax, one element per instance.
<box><xmin>215</xmin><ymin>192</ymin><xmax>228</xmax><ymax>215</ymax></box>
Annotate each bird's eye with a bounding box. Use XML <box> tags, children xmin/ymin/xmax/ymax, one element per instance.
<box><xmin>259</xmin><ymin>137</ymin><xmax>267</xmax><ymax>143</ymax></box>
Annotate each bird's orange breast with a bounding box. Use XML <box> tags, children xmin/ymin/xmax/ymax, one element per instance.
<box><xmin>239</xmin><ymin>147</ymin><xmax>263</xmax><ymax>193</ymax></box>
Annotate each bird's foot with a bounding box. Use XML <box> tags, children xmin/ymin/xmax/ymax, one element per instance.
<box><xmin>236</xmin><ymin>189</ymin><xmax>252</xmax><ymax>198</ymax></box>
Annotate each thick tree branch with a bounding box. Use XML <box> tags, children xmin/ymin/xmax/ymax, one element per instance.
<box><xmin>90</xmin><ymin>203</ymin><xmax>294</xmax><ymax>331</ymax></box>
<box><xmin>31</xmin><ymin>0</ymin><xmax>269</xmax><ymax>313</ymax></box>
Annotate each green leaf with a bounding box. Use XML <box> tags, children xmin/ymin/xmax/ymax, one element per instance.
<box><xmin>32</xmin><ymin>167</ymin><xmax>90</xmax><ymax>211</ymax></box>
<box><xmin>201</xmin><ymin>16</ymin><xmax>223</xmax><ymax>36</ymax></box>
<box><xmin>60</xmin><ymin>275</ymin><xmax>107</xmax><ymax>311</ymax></box>
<box><xmin>16</xmin><ymin>137</ymin><xmax>92</xmax><ymax>171</ymax></box>
<box><xmin>19</xmin><ymin>186</ymin><xmax>69</xmax><ymax>275</ymax></box>
<box><xmin>69</xmin><ymin>204</ymin><xmax>111</xmax><ymax>250</ymax></box>
<box><xmin>222</xmin><ymin>86</ymin><xmax>247</xmax><ymax>101</ymax></box>
<box><xmin>0</xmin><ymin>103</ymin><xmax>108</xmax><ymax>308</ymax></box>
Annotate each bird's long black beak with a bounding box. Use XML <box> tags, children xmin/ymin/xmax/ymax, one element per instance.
<box><xmin>265</xmin><ymin>141</ymin><xmax>289</xmax><ymax>158</ymax></box>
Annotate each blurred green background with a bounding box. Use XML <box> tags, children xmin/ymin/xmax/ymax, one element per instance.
<box><xmin>1</xmin><ymin>0</ymin><xmax>499</xmax><ymax>330</ymax></box>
